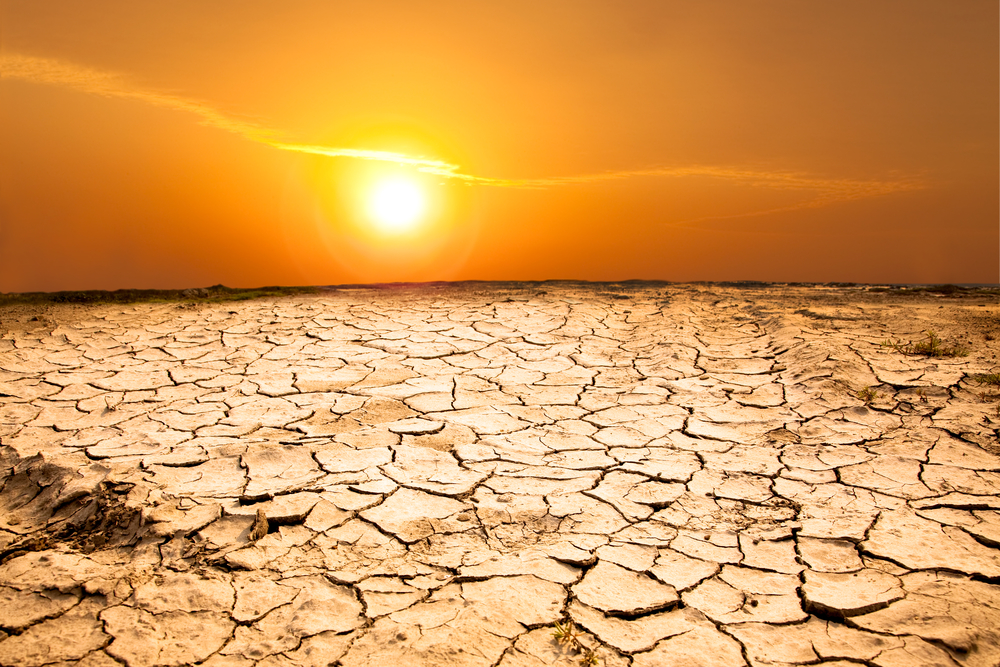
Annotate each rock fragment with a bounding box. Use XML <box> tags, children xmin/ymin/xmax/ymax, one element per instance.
<box><xmin>0</xmin><ymin>598</ymin><xmax>108</xmax><ymax>667</ymax></box>
<box><xmin>802</xmin><ymin>568</ymin><xmax>904</xmax><ymax>618</ymax></box>
<box><xmin>572</xmin><ymin>561</ymin><xmax>679</xmax><ymax>616</ymax></box>
<box><xmin>851</xmin><ymin>571</ymin><xmax>1000</xmax><ymax>665</ymax></box>
<box><xmin>569</xmin><ymin>601</ymin><xmax>707</xmax><ymax>653</ymax></box>
<box><xmin>102</xmin><ymin>605</ymin><xmax>235</xmax><ymax>667</ymax></box>
<box><xmin>360</xmin><ymin>488</ymin><xmax>471</xmax><ymax>543</ymax></box>
<box><xmin>631</xmin><ymin>625</ymin><xmax>747</xmax><ymax>667</ymax></box>
<box><xmin>862</xmin><ymin>507</ymin><xmax>1000</xmax><ymax>578</ymax></box>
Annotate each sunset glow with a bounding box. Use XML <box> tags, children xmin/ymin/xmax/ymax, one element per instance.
<box><xmin>368</xmin><ymin>178</ymin><xmax>426</xmax><ymax>233</ymax></box>
<box><xmin>0</xmin><ymin>2</ymin><xmax>996</xmax><ymax>290</ymax></box>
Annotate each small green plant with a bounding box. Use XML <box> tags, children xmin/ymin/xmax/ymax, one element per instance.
<box><xmin>553</xmin><ymin>621</ymin><xmax>579</xmax><ymax>646</ymax></box>
<box><xmin>972</xmin><ymin>373</ymin><xmax>1000</xmax><ymax>387</ymax></box>
<box><xmin>882</xmin><ymin>331</ymin><xmax>969</xmax><ymax>358</ymax></box>
<box><xmin>553</xmin><ymin>621</ymin><xmax>600</xmax><ymax>666</ymax></box>
<box><xmin>857</xmin><ymin>386</ymin><xmax>878</xmax><ymax>405</ymax></box>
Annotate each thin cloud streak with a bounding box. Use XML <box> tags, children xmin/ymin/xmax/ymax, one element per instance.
<box><xmin>2</xmin><ymin>54</ymin><xmax>276</xmax><ymax>141</ymax></box>
<box><xmin>0</xmin><ymin>54</ymin><xmax>475</xmax><ymax>177</ymax></box>
<box><xmin>510</xmin><ymin>165</ymin><xmax>926</xmax><ymax>218</ymax></box>
<box><xmin>2</xmin><ymin>53</ymin><xmax>924</xmax><ymax>213</ymax></box>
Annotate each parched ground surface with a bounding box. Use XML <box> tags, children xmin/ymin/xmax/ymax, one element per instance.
<box><xmin>1</xmin><ymin>282</ymin><xmax>999</xmax><ymax>667</ymax></box>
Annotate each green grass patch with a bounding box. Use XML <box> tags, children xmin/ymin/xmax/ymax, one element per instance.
<box><xmin>857</xmin><ymin>386</ymin><xmax>878</xmax><ymax>405</ymax></box>
<box><xmin>972</xmin><ymin>373</ymin><xmax>1000</xmax><ymax>386</ymax></box>
<box><xmin>882</xmin><ymin>331</ymin><xmax>969</xmax><ymax>358</ymax></box>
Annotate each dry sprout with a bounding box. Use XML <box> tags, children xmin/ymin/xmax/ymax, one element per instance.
<box><xmin>553</xmin><ymin>621</ymin><xmax>601</xmax><ymax>666</ymax></box>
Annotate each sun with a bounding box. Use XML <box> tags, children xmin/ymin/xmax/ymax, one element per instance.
<box><xmin>368</xmin><ymin>177</ymin><xmax>426</xmax><ymax>233</ymax></box>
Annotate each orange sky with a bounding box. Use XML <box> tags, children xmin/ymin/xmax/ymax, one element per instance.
<box><xmin>1</xmin><ymin>1</ymin><xmax>997</xmax><ymax>291</ymax></box>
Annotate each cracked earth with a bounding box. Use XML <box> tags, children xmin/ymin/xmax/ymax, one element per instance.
<box><xmin>1</xmin><ymin>282</ymin><xmax>999</xmax><ymax>667</ymax></box>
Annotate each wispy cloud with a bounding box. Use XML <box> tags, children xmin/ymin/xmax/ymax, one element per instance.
<box><xmin>1</xmin><ymin>54</ymin><xmax>482</xmax><ymax>177</ymax></box>
<box><xmin>2</xmin><ymin>53</ymin><xmax>277</xmax><ymax>140</ymax></box>
<box><xmin>2</xmin><ymin>53</ymin><xmax>924</xmax><ymax>216</ymax></box>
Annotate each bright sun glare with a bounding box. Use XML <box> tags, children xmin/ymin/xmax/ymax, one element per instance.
<box><xmin>369</xmin><ymin>178</ymin><xmax>425</xmax><ymax>233</ymax></box>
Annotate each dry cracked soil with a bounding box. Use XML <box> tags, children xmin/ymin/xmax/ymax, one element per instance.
<box><xmin>0</xmin><ymin>281</ymin><xmax>999</xmax><ymax>667</ymax></box>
